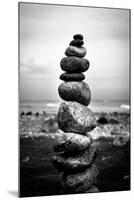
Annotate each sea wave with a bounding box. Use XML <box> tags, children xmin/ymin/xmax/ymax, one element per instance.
<box><xmin>120</xmin><ymin>104</ymin><xmax>130</xmax><ymax>110</ymax></box>
<box><xmin>46</xmin><ymin>103</ymin><xmax>59</xmax><ymax>107</ymax></box>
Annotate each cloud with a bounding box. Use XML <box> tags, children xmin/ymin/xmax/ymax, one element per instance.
<box><xmin>19</xmin><ymin>3</ymin><xmax>129</xmax><ymax>101</ymax></box>
<box><xmin>20</xmin><ymin>57</ymin><xmax>60</xmax><ymax>77</ymax></box>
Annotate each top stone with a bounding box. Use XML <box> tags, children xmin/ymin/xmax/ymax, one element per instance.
<box><xmin>73</xmin><ymin>34</ymin><xmax>83</xmax><ymax>40</ymax></box>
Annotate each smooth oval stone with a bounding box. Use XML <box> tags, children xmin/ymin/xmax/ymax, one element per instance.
<box><xmin>60</xmin><ymin>73</ymin><xmax>85</xmax><ymax>81</ymax></box>
<box><xmin>61</xmin><ymin>164</ymin><xmax>99</xmax><ymax>192</ymax></box>
<box><xmin>57</xmin><ymin>101</ymin><xmax>97</xmax><ymax>134</ymax></box>
<box><xmin>52</xmin><ymin>146</ymin><xmax>97</xmax><ymax>172</ymax></box>
<box><xmin>58</xmin><ymin>81</ymin><xmax>91</xmax><ymax>106</ymax></box>
<box><xmin>60</xmin><ymin>56</ymin><xmax>89</xmax><ymax>73</ymax></box>
<box><xmin>54</xmin><ymin>132</ymin><xmax>91</xmax><ymax>153</ymax></box>
<box><xmin>73</xmin><ymin>34</ymin><xmax>83</xmax><ymax>40</ymax></box>
<box><xmin>70</xmin><ymin>39</ymin><xmax>84</xmax><ymax>47</ymax></box>
<box><xmin>65</xmin><ymin>46</ymin><xmax>86</xmax><ymax>58</ymax></box>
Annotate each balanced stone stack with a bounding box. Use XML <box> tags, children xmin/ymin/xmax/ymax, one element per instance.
<box><xmin>52</xmin><ymin>34</ymin><xmax>99</xmax><ymax>194</ymax></box>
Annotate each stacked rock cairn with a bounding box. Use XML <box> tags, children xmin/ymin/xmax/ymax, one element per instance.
<box><xmin>52</xmin><ymin>34</ymin><xmax>99</xmax><ymax>194</ymax></box>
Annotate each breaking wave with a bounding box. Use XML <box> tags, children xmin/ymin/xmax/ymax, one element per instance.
<box><xmin>120</xmin><ymin>104</ymin><xmax>130</xmax><ymax>110</ymax></box>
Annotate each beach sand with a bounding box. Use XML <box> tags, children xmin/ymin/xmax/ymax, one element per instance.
<box><xmin>19</xmin><ymin>111</ymin><xmax>130</xmax><ymax>197</ymax></box>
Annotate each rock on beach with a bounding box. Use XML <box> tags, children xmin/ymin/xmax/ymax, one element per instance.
<box><xmin>112</xmin><ymin>135</ymin><xmax>130</xmax><ymax>147</ymax></box>
<box><xmin>58</xmin><ymin>81</ymin><xmax>91</xmax><ymax>106</ymax></box>
<box><xmin>60</xmin><ymin>56</ymin><xmax>89</xmax><ymax>73</ymax></box>
<box><xmin>61</xmin><ymin>164</ymin><xmax>99</xmax><ymax>192</ymax></box>
<box><xmin>52</xmin><ymin>146</ymin><xmax>97</xmax><ymax>172</ymax></box>
<box><xmin>54</xmin><ymin>132</ymin><xmax>92</xmax><ymax>153</ymax></box>
<box><xmin>57</xmin><ymin>101</ymin><xmax>97</xmax><ymax>134</ymax></box>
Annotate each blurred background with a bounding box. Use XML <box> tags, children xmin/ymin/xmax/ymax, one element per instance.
<box><xmin>20</xmin><ymin>3</ymin><xmax>130</xmax><ymax>114</ymax></box>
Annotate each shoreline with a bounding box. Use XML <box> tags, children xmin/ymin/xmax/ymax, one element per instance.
<box><xmin>20</xmin><ymin>99</ymin><xmax>130</xmax><ymax>115</ymax></box>
<box><xmin>19</xmin><ymin>110</ymin><xmax>130</xmax><ymax>139</ymax></box>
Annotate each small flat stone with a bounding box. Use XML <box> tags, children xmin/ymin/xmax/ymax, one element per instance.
<box><xmin>58</xmin><ymin>81</ymin><xmax>91</xmax><ymax>106</ymax></box>
<box><xmin>61</xmin><ymin>164</ymin><xmax>99</xmax><ymax>192</ymax></box>
<box><xmin>73</xmin><ymin>34</ymin><xmax>83</xmax><ymax>40</ymax></box>
<box><xmin>65</xmin><ymin>46</ymin><xmax>86</xmax><ymax>58</ymax></box>
<box><xmin>52</xmin><ymin>146</ymin><xmax>97</xmax><ymax>172</ymax></box>
<box><xmin>70</xmin><ymin>39</ymin><xmax>84</xmax><ymax>47</ymax></box>
<box><xmin>60</xmin><ymin>73</ymin><xmax>85</xmax><ymax>81</ymax></box>
<box><xmin>54</xmin><ymin>132</ymin><xmax>91</xmax><ymax>153</ymax></box>
<box><xmin>57</xmin><ymin>101</ymin><xmax>97</xmax><ymax>134</ymax></box>
<box><xmin>60</xmin><ymin>56</ymin><xmax>89</xmax><ymax>73</ymax></box>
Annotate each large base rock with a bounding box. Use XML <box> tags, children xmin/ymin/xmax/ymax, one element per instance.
<box><xmin>57</xmin><ymin>101</ymin><xmax>97</xmax><ymax>134</ymax></box>
<box><xmin>61</xmin><ymin>164</ymin><xmax>99</xmax><ymax>193</ymax></box>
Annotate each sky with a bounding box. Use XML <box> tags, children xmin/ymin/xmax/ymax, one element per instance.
<box><xmin>19</xmin><ymin>3</ymin><xmax>130</xmax><ymax>102</ymax></box>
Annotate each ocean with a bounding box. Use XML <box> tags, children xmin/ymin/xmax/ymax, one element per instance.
<box><xmin>20</xmin><ymin>100</ymin><xmax>130</xmax><ymax>115</ymax></box>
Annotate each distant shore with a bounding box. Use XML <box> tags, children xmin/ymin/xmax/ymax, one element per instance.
<box><xmin>19</xmin><ymin>109</ymin><xmax>130</xmax><ymax>141</ymax></box>
<box><xmin>20</xmin><ymin>99</ymin><xmax>130</xmax><ymax>115</ymax></box>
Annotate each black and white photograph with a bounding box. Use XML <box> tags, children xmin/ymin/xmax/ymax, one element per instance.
<box><xmin>19</xmin><ymin>2</ymin><xmax>130</xmax><ymax>198</ymax></box>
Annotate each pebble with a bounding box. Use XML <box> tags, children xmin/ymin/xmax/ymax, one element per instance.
<box><xmin>65</xmin><ymin>46</ymin><xmax>86</xmax><ymax>58</ymax></box>
<box><xmin>22</xmin><ymin>156</ymin><xmax>30</xmax><ymax>163</ymax></box>
<box><xmin>58</xmin><ymin>81</ymin><xmax>91</xmax><ymax>106</ymax></box>
<box><xmin>52</xmin><ymin>146</ymin><xmax>97</xmax><ymax>172</ymax></box>
<box><xmin>85</xmin><ymin>185</ymin><xmax>99</xmax><ymax>193</ymax></box>
<box><xmin>70</xmin><ymin>39</ymin><xmax>84</xmax><ymax>47</ymax></box>
<box><xmin>112</xmin><ymin>135</ymin><xmax>130</xmax><ymax>147</ymax></box>
<box><xmin>54</xmin><ymin>132</ymin><xmax>92</xmax><ymax>153</ymax></box>
<box><xmin>61</xmin><ymin>164</ymin><xmax>99</xmax><ymax>192</ymax></box>
<box><xmin>73</xmin><ymin>34</ymin><xmax>83</xmax><ymax>40</ymax></box>
<box><xmin>60</xmin><ymin>56</ymin><xmax>89</xmax><ymax>73</ymax></box>
<box><xmin>60</xmin><ymin>73</ymin><xmax>85</xmax><ymax>81</ymax></box>
<box><xmin>57</xmin><ymin>101</ymin><xmax>97</xmax><ymax>134</ymax></box>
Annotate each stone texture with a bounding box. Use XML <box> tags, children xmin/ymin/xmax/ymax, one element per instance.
<box><xmin>54</xmin><ymin>132</ymin><xmax>91</xmax><ymax>153</ymax></box>
<box><xmin>61</xmin><ymin>164</ymin><xmax>99</xmax><ymax>192</ymax></box>
<box><xmin>60</xmin><ymin>73</ymin><xmax>85</xmax><ymax>81</ymax></box>
<box><xmin>52</xmin><ymin>146</ymin><xmax>97</xmax><ymax>172</ymax></box>
<box><xmin>60</xmin><ymin>56</ymin><xmax>89</xmax><ymax>73</ymax></box>
<box><xmin>73</xmin><ymin>34</ymin><xmax>83</xmax><ymax>40</ymax></box>
<box><xmin>70</xmin><ymin>39</ymin><xmax>84</xmax><ymax>47</ymax></box>
<box><xmin>65</xmin><ymin>46</ymin><xmax>86</xmax><ymax>58</ymax></box>
<box><xmin>58</xmin><ymin>81</ymin><xmax>91</xmax><ymax>106</ymax></box>
<box><xmin>57</xmin><ymin>101</ymin><xmax>97</xmax><ymax>134</ymax></box>
<box><xmin>52</xmin><ymin>34</ymin><xmax>99</xmax><ymax>194</ymax></box>
<box><xmin>112</xmin><ymin>135</ymin><xmax>130</xmax><ymax>147</ymax></box>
